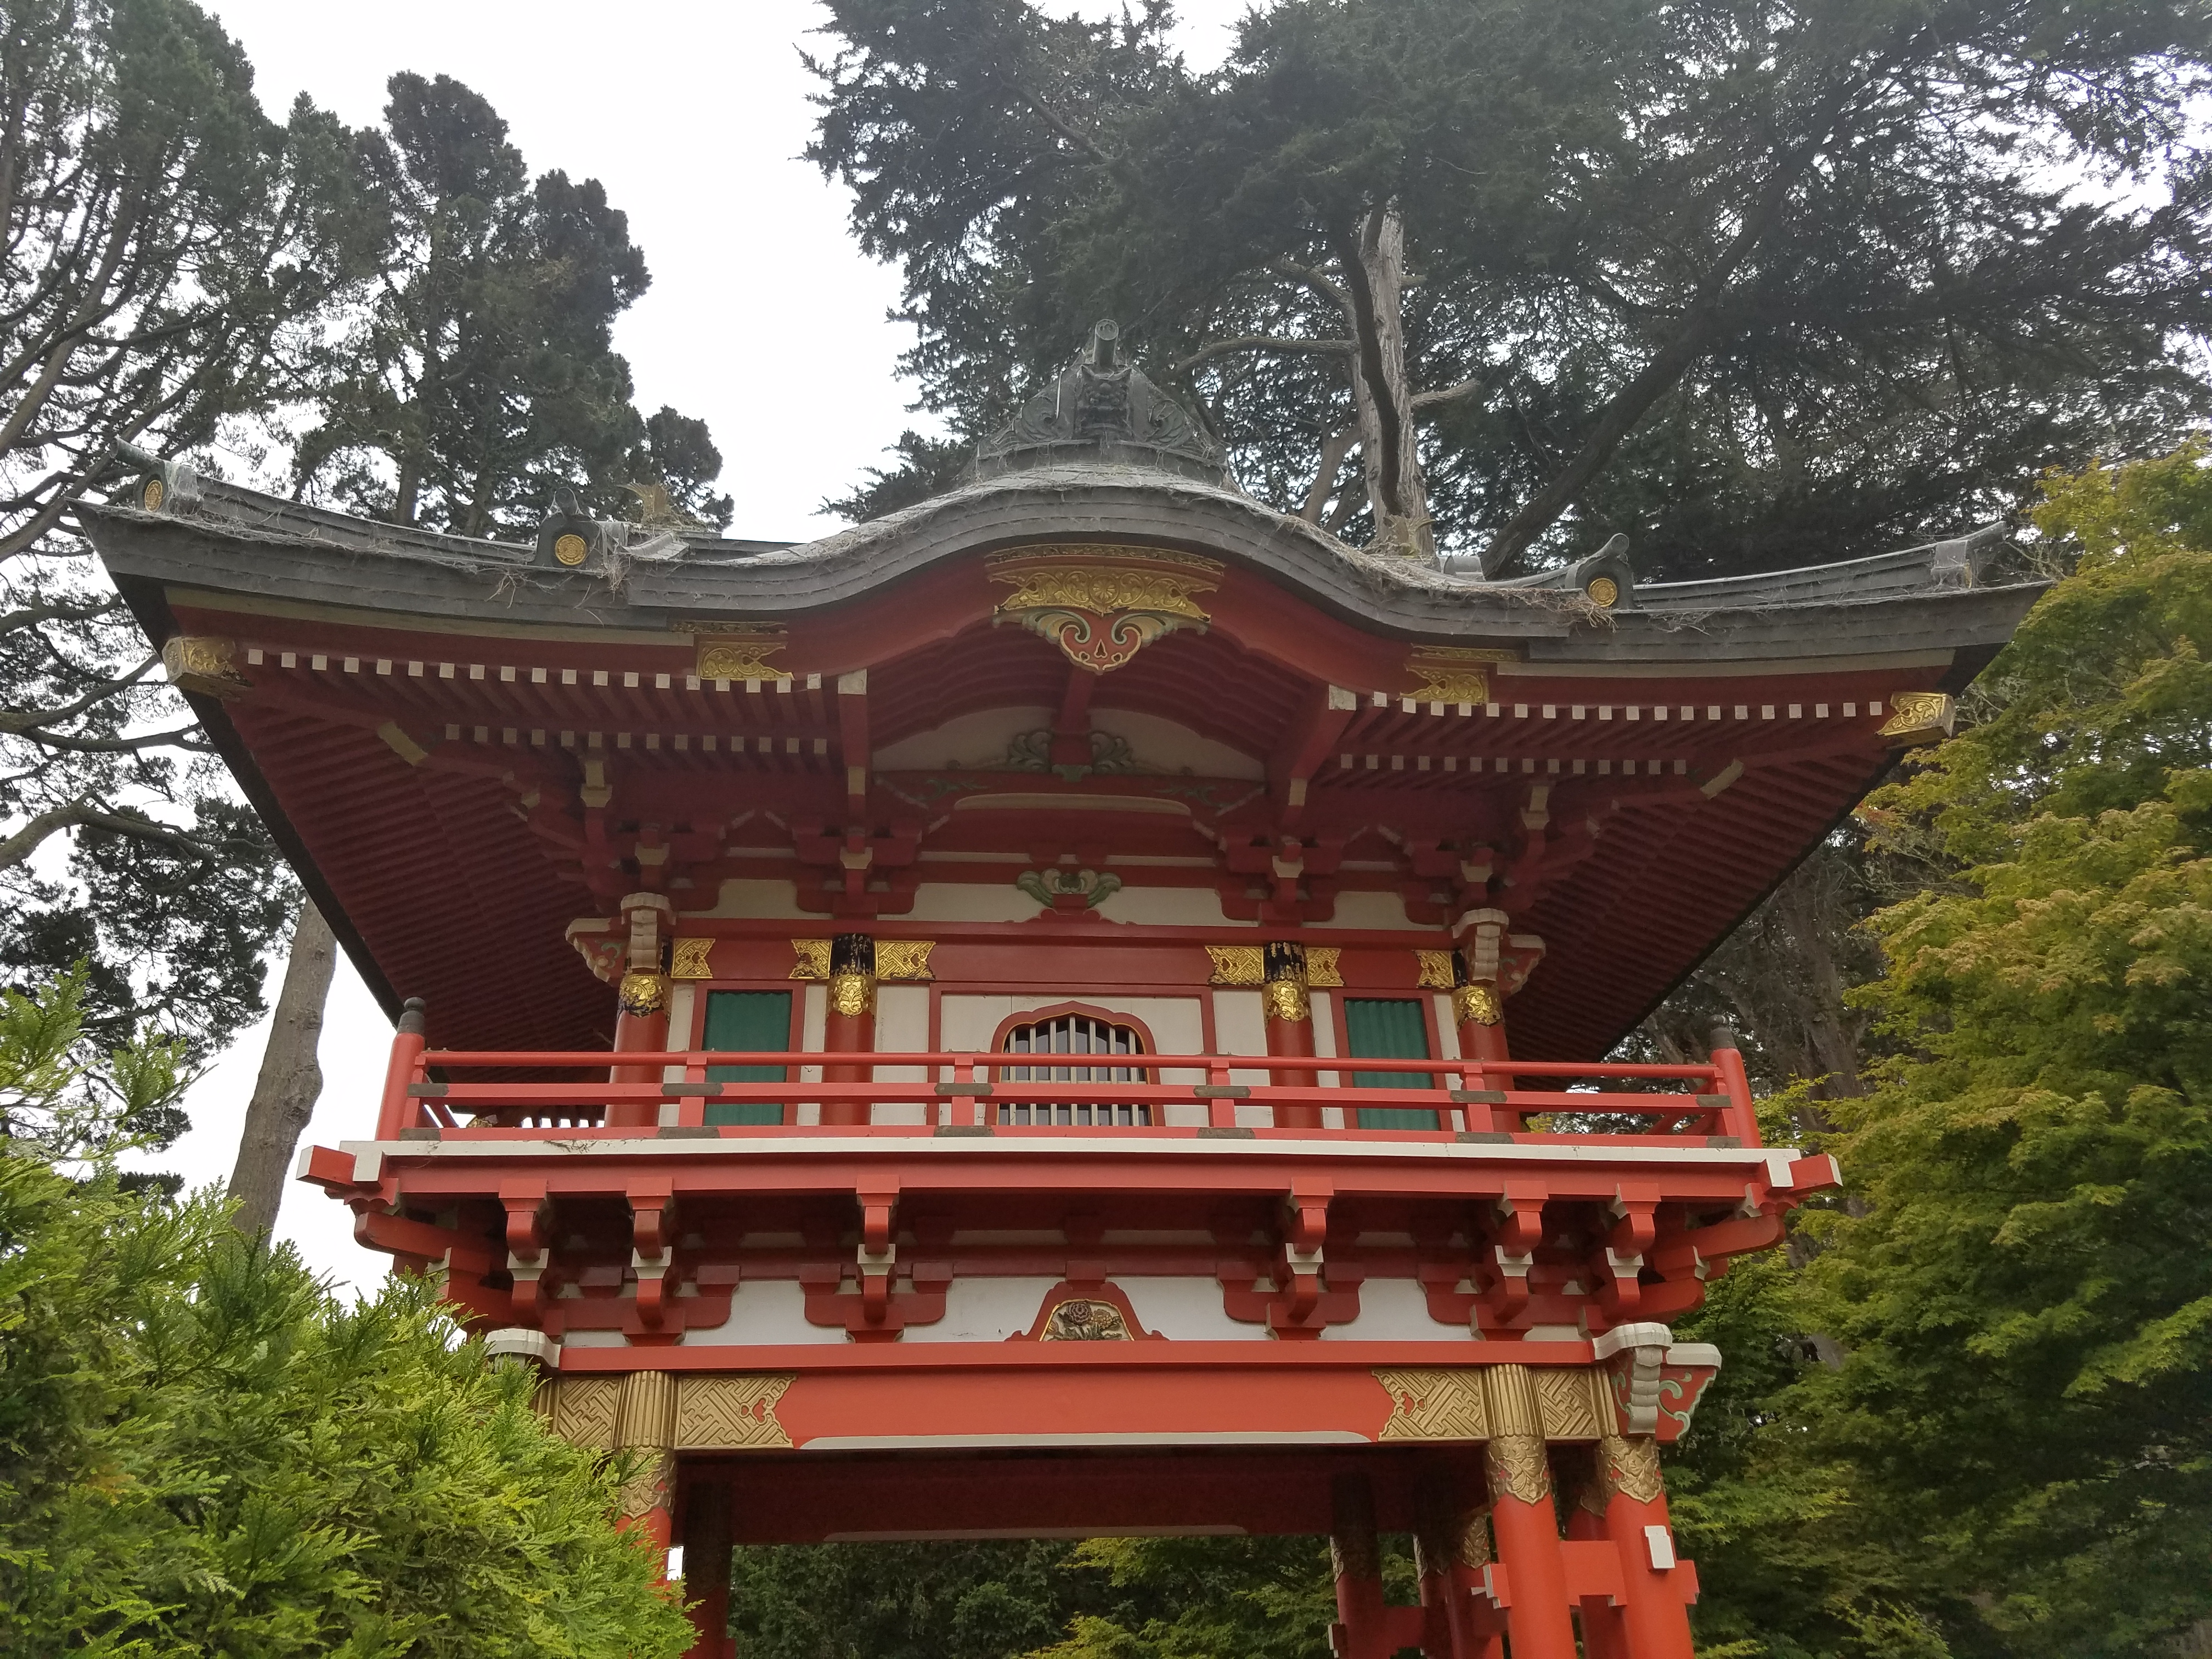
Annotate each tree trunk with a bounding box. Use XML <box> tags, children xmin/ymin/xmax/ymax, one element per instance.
<box><xmin>228</xmin><ymin>899</ymin><xmax>338</xmax><ymax>1235</ymax></box>
<box><xmin>1333</xmin><ymin>203</ymin><xmax>1432</xmax><ymax>557</ymax></box>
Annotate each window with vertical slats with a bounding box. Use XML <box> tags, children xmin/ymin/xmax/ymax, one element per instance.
<box><xmin>998</xmin><ymin>1013</ymin><xmax>1150</xmax><ymax>1126</ymax></box>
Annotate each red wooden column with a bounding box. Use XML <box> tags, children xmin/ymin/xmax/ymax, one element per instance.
<box><xmin>1592</xmin><ymin>1435</ymin><xmax>1697</xmax><ymax>1659</ymax></box>
<box><xmin>820</xmin><ymin>932</ymin><xmax>876</xmax><ymax>1126</ymax></box>
<box><xmin>1414</xmin><ymin>1475</ymin><xmax>1507</xmax><ymax>1659</ymax></box>
<box><xmin>1564</xmin><ymin>1454</ymin><xmax>1632</xmax><ymax>1659</ymax></box>
<box><xmin>608</xmin><ymin>894</ymin><xmax>675</xmax><ymax>1130</ymax></box>
<box><xmin>1265</xmin><ymin>941</ymin><xmax>1322</xmax><ymax>1129</ymax></box>
<box><xmin>1329</xmin><ymin>1472</ymin><xmax>1396</xmax><ymax>1659</ymax></box>
<box><xmin>1480</xmin><ymin>1365</ymin><xmax>1578</xmax><ymax>1659</ymax></box>
<box><xmin>679</xmin><ymin>1472</ymin><xmax>735</xmax><ymax>1659</ymax></box>
<box><xmin>1450</xmin><ymin>968</ymin><xmax>1509</xmax><ymax>1134</ymax></box>
<box><xmin>614</xmin><ymin>1370</ymin><xmax>676</xmax><ymax>1557</ymax></box>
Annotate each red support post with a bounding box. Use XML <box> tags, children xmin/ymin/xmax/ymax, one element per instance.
<box><xmin>820</xmin><ymin>932</ymin><xmax>876</xmax><ymax>1126</ymax></box>
<box><xmin>1482</xmin><ymin>1365</ymin><xmax>1578</xmax><ymax>1659</ymax></box>
<box><xmin>607</xmin><ymin>973</ymin><xmax>671</xmax><ymax>1129</ymax></box>
<box><xmin>374</xmin><ymin>997</ymin><xmax>428</xmax><ymax>1139</ymax></box>
<box><xmin>1594</xmin><ymin>1436</ymin><xmax>1698</xmax><ymax>1659</ymax></box>
<box><xmin>1708</xmin><ymin>1022</ymin><xmax>1760</xmax><ymax>1144</ymax></box>
<box><xmin>1264</xmin><ymin>943</ymin><xmax>1321</xmax><ymax>1129</ymax></box>
<box><xmin>679</xmin><ymin>1472</ymin><xmax>735</xmax><ymax>1659</ymax></box>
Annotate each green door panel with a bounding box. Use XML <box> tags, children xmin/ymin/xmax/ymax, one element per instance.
<box><xmin>702</xmin><ymin>990</ymin><xmax>789</xmax><ymax>1125</ymax></box>
<box><xmin>1343</xmin><ymin>996</ymin><xmax>1440</xmax><ymax>1130</ymax></box>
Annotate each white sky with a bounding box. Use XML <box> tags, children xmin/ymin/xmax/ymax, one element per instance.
<box><xmin>144</xmin><ymin>1</ymin><xmax>1251</xmax><ymax>1294</ymax></box>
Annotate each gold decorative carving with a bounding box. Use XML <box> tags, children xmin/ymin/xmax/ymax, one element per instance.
<box><xmin>695</xmin><ymin>624</ymin><xmax>787</xmax><ymax>682</ymax></box>
<box><xmin>1040</xmin><ymin>1299</ymin><xmax>1134</xmax><ymax>1341</ymax></box>
<box><xmin>1263</xmin><ymin>979</ymin><xmax>1311</xmax><ymax>1023</ymax></box>
<box><xmin>1482</xmin><ymin>1363</ymin><xmax>1544</xmax><ymax>1436</ymax></box>
<box><xmin>1304</xmin><ymin>946</ymin><xmax>1342</xmax><ymax>988</ymax></box>
<box><xmin>1485</xmin><ymin>1435</ymin><xmax>1552</xmax><ymax>1506</ymax></box>
<box><xmin>1406</xmin><ymin>646</ymin><xmax>1515</xmax><ymax>704</ymax></box>
<box><xmin>1454</xmin><ymin>1509</ymin><xmax>1494</xmax><ymax>1569</ymax></box>
<box><xmin>617</xmin><ymin>1454</ymin><xmax>672</xmax><ymax>1521</ymax></box>
<box><xmin>553</xmin><ymin>532</ymin><xmax>589</xmax><ymax>567</ymax></box>
<box><xmin>1206</xmin><ymin>944</ymin><xmax>1265</xmax><ymax>985</ymax></box>
<box><xmin>1330</xmin><ymin>1531</ymin><xmax>1381</xmax><ymax>1584</ymax></box>
<box><xmin>789</xmin><ymin>939</ymin><xmax>833</xmax><ymax>980</ymax></box>
<box><xmin>1878</xmin><ymin>691</ymin><xmax>1957</xmax><ymax>744</ymax></box>
<box><xmin>1536</xmin><ymin>1367</ymin><xmax>1602</xmax><ymax>1440</ymax></box>
<box><xmin>1416</xmin><ymin>1506</ymin><xmax>1495</xmax><ymax>1575</ymax></box>
<box><xmin>140</xmin><ymin>477</ymin><xmax>165</xmax><ymax>512</ymax></box>
<box><xmin>1585</xmin><ymin>575</ymin><xmax>1621</xmax><ymax>608</ymax></box>
<box><xmin>675</xmin><ymin>1373</ymin><xmax>796</xmax><ymax>1449</ymax></box>
<box><xmin>1374</xmin><ymin>1368</ymin><xmax>1489</xmax><ymax>1441</ymax></box>
<box><xmin>1415</xmin><ymin>949</ymin><xmax>1457</xmax><ymax>990</ymax></box>
<box><xmin>669</xmin><ymin>937</ymin><xmax>716</xmax><ymax>980</ymax></box>
<box><xmin>988</xmin><ymin>555</ymin><xmax>1217</xmax><ymax>673</ymax></box>
<box><xmin>874</xmin><ymin>940</ymin><xmax>936</xmax><ymax>980</ymax></box>
<box><xmin>1600</xmin><ymin>1434</ymin><xmax>1665</xmax><ymax>1505</ymax></box>
<box><xmin>616</xmin><ymin>1368</ymin><xmax>677</xmax><ymax>1451</ymax></box>
<box><xmin>1453</xmin><ymin>984</ymin><xmax>1503</xmax><ymax>1027</ymax></box>
<box><xmin>618</xmin><ymin>972</ymin><xmax>668</xmax><ymax>1017</ymax></box>
<box><xmin>161</xmin><ymin>635</ymin><xmax>249</xmax><ymax>699</ymax></box>
<box><xmin>828</xmin><ymin>970</ymin><xmax>874</xmax><ymax>1018</ymax></box>
<box><xmin>549</xmin><ymin>1375</ymin><xmax>621</xmax><ymax>1451</ymax></box>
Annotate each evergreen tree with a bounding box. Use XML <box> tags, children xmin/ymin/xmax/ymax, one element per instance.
<box><xmin>0</xmin><ymin>0</ymin><xmax>362</xmax><ymax>1060</ymax></box>
<box><xmin>809</xmin><ymin>0</ymin><xmax>2212</xmax><ymax>575</ymax></box>
<box><xmin>291</xmin><ymin>71</ymin><xmax>733</xmax><ymax>534</ymax></box>
<box><xmin>0</xmin><ymin>973</ymin><xmax>694</xmax><ymax>1656</ymax></box>
<box><xmin>1783</xmin><ymin>444</ymin><xmax>2212</xmax><ymax>1656</ymax></box>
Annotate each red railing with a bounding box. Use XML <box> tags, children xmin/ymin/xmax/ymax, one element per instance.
<box><xmin>376</xmin><ymin>1031</ymin><xmax>1761</xmax><ymax>1146</ymax></box>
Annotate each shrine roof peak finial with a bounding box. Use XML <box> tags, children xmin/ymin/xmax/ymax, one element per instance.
<box><xmin>976</xmin><ymin>319</ymin><xmax>1227</xmax><ymax>485</ymax></box>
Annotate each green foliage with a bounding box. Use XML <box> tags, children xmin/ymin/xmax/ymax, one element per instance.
<box><xmin>726</xmin><ymin>1535</ymin><xmax>1341</xmax><ymax>1659</ymax></box>
<box><xmin>1771</xmin><ymin>444</ymin><xmax>2212</xmax><ymax>1656</ymax></box>
<box><xmin>810</xmin><ymin>0</ymin><xmax>2212</xmax><ymax>574</ymax></box>
<box><xmin>0</xmin><ymin>978</ymin><xmax>691</xmax><ymax>1657</ymax></box>
<box><xmin>292</xmin><ymin>71</ymin><xmax>731</xmax><ymax>534</ymax></box>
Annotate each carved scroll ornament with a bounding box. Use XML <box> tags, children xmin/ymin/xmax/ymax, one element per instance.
<box><xmin>989</xmin><ymin>550</ymin><xmax>1220</xmax><ymax>674</ymax></box>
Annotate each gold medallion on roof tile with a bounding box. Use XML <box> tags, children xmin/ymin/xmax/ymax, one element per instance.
<box><xmin>141</xmin><ymin>477</ymin><xmax>165</xmax><ymax>512</ymax></box>
<box><xmin>1585</xmin><ymin>575</ymin><xmax>1620</xmax><ymax>608</ymax></box>
<box><xmin>874</xmin><ymin>940</ymin><xmax>936</xmax><ymax>980</ymax></box>
<box><xmin>1415</xmin><ymin>949</ymin><xmax>1457</xmax><ymax>991</ymax></box>
<box><xmin>1205</xmin><ymin>944</ymin><xmax>1265</xmax><ymax>985</ymax></box>
<box><xmin>675</xmin><ymin>1373</ymin><xmax>796</xmax><ymax>1449</ymax></box>
<box><xmin>789</xmin><ymin>939</ymin><xmax>833</xmax><ymax>980</ymax></box>
<box><xmin>554</xmin><ymin>532</ymin><xmax>589</xmax><ymax>567</ymax></box>
<box><xmin>669</xmin><ymin>937</ymin><xmax>716</xmax><ymax>980</ymax></box>
<box><xmin>1373</xmin><ymin>1367</ymin><xmax>1488</xmax><ymax>1441</ymax></box>
<box><xmin>1304</xmin><ymin>945</ymin><xmax>1342</xmax><ymax>988</ymax></box>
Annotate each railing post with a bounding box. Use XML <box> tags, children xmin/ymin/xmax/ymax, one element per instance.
<box><xmin>376</xmin><ymin>997</ymin><xmax>428</xmax><ymax>1139</ymax></box>
<box><xmin>1708</xmin><ymin>1023</ymin><xmax>1760</xmax><ymax>1144</ymax></box>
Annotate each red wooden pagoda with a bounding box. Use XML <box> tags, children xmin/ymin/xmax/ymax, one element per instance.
<box><xmin>86</xmin><ymin>325</ymin><xmax>2037</xmax><ymax>1659</ymax></box>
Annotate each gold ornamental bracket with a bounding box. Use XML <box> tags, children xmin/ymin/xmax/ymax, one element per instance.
<box><xmin>1878</xmin><ymin>690</ymin><xmax>1957</xmax><ymax>745</ymax></box>
<box><xmin>669</xmin><ymin>937</ymin><xmax>717</xmax><ymax>980</ymax></box>
<box><xmin>789</xmin><ymin>939</ymin><xmax>935</xmax><ymax>980</ymax></box>
<box><xmin>1404</xmin><ymin>646</ymin><xmax>1516</xmax><ymax>706</ymax></box>
<box><xmin>988</xmin><ymin>544</ymin><xmax>1221</xmax><ymax>673</ymax></box>
<box><xmin>692</xmin><ymin>623</ymin><xmax>788</xmax><ymax>682</ymax></box>
<box><xmin>161</xmin><ymin>635</ymin><xmax>250</xmax><ymax>699</ymax></box>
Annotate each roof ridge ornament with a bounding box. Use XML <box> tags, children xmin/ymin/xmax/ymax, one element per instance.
<box><xmin>976</xmin><ymin>319</ymin><xmax>1227</xmax><ymax>484</ymax></box>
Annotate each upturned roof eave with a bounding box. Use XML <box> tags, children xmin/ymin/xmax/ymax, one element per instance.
<box><xmin>77</xmin><ymin>467</ymin><xmax>2044</xmax><ymax>665</ymax></box>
